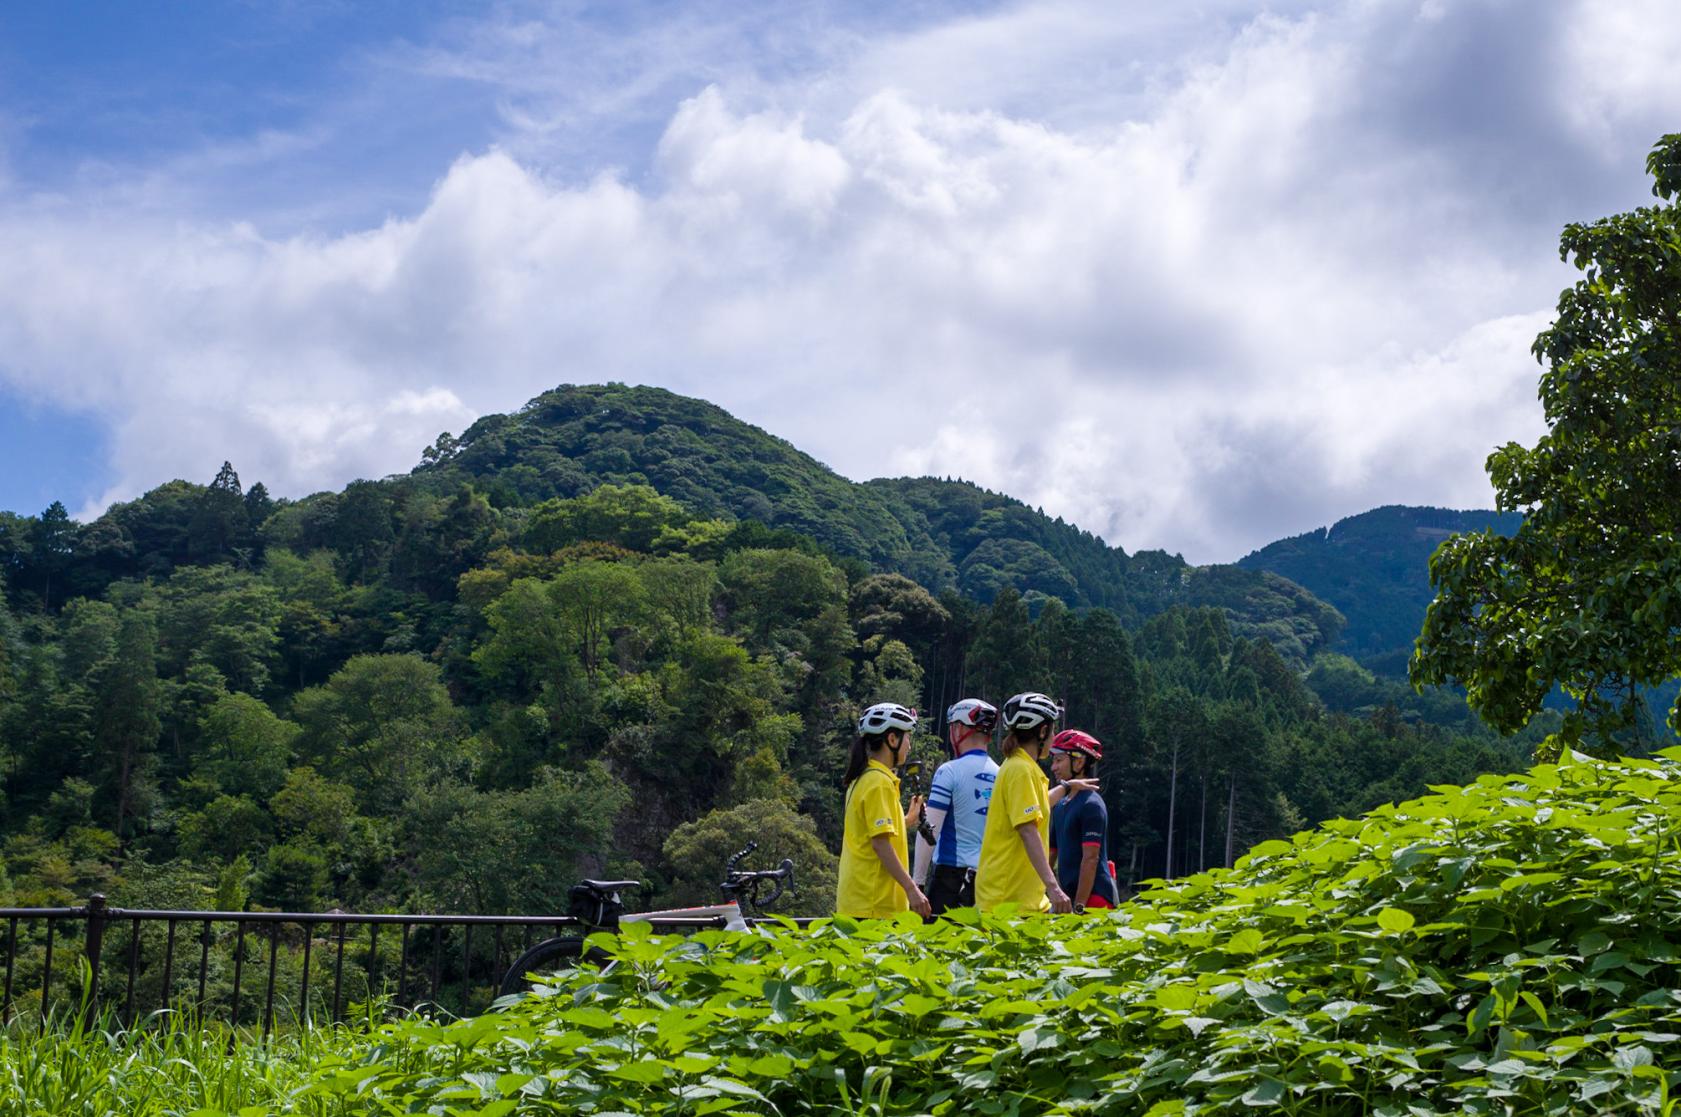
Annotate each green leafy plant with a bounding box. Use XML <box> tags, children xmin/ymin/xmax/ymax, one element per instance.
<box><xmin>8</xmin><ymin>747</ymin><xmax>1681</xmax><ymax>1113</ymax></box>
<box><xmin>277</xmin><ymin>746</ymin><xmax>1681</xmax><ymax>1115</ymax></box>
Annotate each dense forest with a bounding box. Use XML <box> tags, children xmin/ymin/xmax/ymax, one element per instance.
<box><xmin>1239</xmin><ymin>505</ymin><xmax>1524</xmax><ymax>675</ymax></box>
<box><xmin>0</xmin><ymin>386</ymin><xmax>1546</xmax><ymax>922</ymax></box>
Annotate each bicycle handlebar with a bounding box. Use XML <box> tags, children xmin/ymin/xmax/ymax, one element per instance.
<box><xmin>720</xmin><ymin>849</ymin><xmax>797</xmax><ymax>915</ymax></box>
<box><xmin>725</xmin><ymin>841</ymin><xmax>758</xmax><ymax>877</ymax></box>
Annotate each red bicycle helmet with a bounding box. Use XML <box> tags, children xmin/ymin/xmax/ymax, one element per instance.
<box><xmin>1050</xmin><ymin>729</ymin><xmax>1103</xmax><ymax>765</ymax></box>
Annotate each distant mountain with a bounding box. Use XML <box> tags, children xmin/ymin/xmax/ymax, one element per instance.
<box><xmin>416</xmin><ymin>383</ymin><xmax>1345</xmax><ymax>661</ymax></box>
<box><xmin>1238</xmin><ymin>505</ymin><xmax>1522</xmax><ymax>675</ymax></box>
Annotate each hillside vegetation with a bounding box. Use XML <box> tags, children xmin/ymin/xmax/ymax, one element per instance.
<box><xmin>1239</xmin><ymin>506</ymin><xmax>1521</xmax><ymax>676</ymax></box>
<box><xmin>417</xmin><ymin>384</ymin><xmax>1345</xmax><ymax>653</ymax></box>
<box><xmin>0</xmin><ymin>387</ymin><xmax>1535</xmax><ymax>988</ymax></box>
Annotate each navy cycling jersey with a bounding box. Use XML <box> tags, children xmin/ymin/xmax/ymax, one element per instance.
<box><xmin>926</xmin><ymin>749</ymin><xmax>998</xmax><ymax>869</ymax></box>
<box><xmin>1049</xmin><ymin>789</ymin><xmax>1118</xmax><ymax>906</ymax></box>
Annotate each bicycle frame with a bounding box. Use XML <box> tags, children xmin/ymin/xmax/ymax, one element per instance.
<box><xmin>621</xmin><ymin>901</ymin><xmax>750</xmax><ymax>933</ymax></box>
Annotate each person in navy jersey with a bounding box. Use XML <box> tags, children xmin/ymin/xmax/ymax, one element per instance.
<box><xmin>912</xmin><ymin>698</ymin><xmax>1000</xmax><ymax>913</ymax></box>
<box><xmin>1047</xmin><ymin>729</ymin><xmax>1119</xmax><ymax>911</ymax></box>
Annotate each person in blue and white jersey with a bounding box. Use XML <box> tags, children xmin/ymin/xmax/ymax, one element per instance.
<box><xmin>912</xmin><ymin>698</ymin><xmax>1000</xmax><ymax>913</ymax></box>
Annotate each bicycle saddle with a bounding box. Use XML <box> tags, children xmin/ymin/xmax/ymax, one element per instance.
<box><xmin>579</xmin><ymin>879</ymin><xmax>641</xmax><ymax>892</ymax></box>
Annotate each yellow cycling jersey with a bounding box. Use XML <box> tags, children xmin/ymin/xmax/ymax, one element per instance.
<box><xmin>836</xmin><ymin>759</ymin><xmax>909</xmax><ymax>917</ymax></box>
<box><xmin>975</xmin><ymin>750</ymin><xmax>1052</xmax><ymax>913</ymax></box>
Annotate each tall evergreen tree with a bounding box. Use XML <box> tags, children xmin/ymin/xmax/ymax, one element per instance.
<box><xmin>967</xmin><ymin>588</ymin><xmax>1041</xmax><ymax>702</ymax></box>
<box><xmin>94</xmin><ymin>611</ymin><xmax>163</xmax><ymax>842</ymax></box>
<box><xmin>32</xmin><ymin>501</ymin><xmax>75</xmax><ymax>609</ymax></box>
<box><xmin>190</xmin><ymin>461</ymin><xmax>252</xmax><ymax>564</ymax></box>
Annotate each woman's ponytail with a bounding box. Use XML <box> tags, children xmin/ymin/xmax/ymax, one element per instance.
<box><xmin>843</xmin><ymin>732</ymin><xmax>886</xmax><ymax>789</ymax></box>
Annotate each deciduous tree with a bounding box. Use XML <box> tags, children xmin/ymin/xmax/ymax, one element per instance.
<box><xmin>1413</xmin><ymin>135</ymin><xmax>1681</xmax><ymax>757</ymax></box>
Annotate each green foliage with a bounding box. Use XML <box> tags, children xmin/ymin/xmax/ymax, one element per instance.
<box><xmin>0</xmin><ymin>1012</ymin><xmax>342</xmax><ymax>1116</ymax></box>
<box><xmin>189</xmin><ymin>461</ymin><xmax>254</xmax><ymax>564</ymax></box>
<box><xmin>291</xmin><ymin>654</ymin><xmax>470</xmax><ymax>816</ymax></box>
<box><xmin>1241</xmin><ymin>506</ymin><xmax>1522</xmax><ymax>675</ymax></box>
<box><xmin>92</xmin><ymin>610</ymin><xmax>163</xmax><ymax>840</ymax></box>
<box><xmin>525</xmin><ymin>482</ymin><xmax>692</xmax><ymax>553</ymax></box>
<box><xmin>428</xmin><ymin>384</ymin><xmax>927</xmax><ymax>567</ymax></box>
<box><xmin>638</xmin><ymin>554</ymin><xmax>719</xmax><ymax>645</ymax></box>
<box><xmin>269</xmin><ymin>767</ymin><xmax>361</xmax><ymax>848</ymax></box>
<box><xmin>143</xmin><ymin>564</ymin><xmax>283</xmax><ymax>695</ymax></box>
<box><xmin>1184</xmin><ymin>566</ymin><xmax>1344</xmax><ymax>671</ymax></box>
<box><xmin>719</xmin><ymin>548</ymin><xmax>853</xmax><ymax>714</ymax></box>
<box><xmin>410</xmin><ymin>764</ymin><xmax>630</xmax><ymax>914</ymax></box>
<box><xmin>138</xmin><ymin>747</ymin><xmax>1669</xmax><ymax>1116</ymax></box>
<box><xmin>1413</xmin><ymin>135</ymin><xmax>1681</xmax><ymax>759</ymax></box>
<box><xmin>198</xmin><ymin>692</ymin><xmax>299</xmax><ymax>800</ymax></box>
<box><xmin>257</xmin><ymin>839</ymin><xmax>330</xmax><ymax>909</ymax></box>
<box><xmin>177</xmin><ymin>794</ymin><xmax>272</xmax><ymax>862</ymax></box>
<box><xmin>662</xmin><ymin>797</ymin><xmax>839</xmax><ymax>917</ymax></box>
<box><xmin>473</xmin><ymin>575</ymin><xmax>590</xmax><ymax>702</ymax></box>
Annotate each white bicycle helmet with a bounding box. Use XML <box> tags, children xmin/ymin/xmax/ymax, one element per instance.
<box><xmin>858</xmin><ymin>702</ymin><xmax>918</xmax><ymax>736</ymax></box>
<box><xmin>1002</xmin><ymin>691</ymin><xmax>1061</xmax><ymax>731</ymax></box>
<box><xmin>946</xmin><ymin>698</ymin><xmax>999</xmax><ymax>733</ymax></box>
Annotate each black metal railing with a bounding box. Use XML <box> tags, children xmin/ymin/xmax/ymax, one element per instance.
<box><xmin>0</xmin><ymin>895</ymin><xmax>738</xmax><ymax>1035</ymax></box>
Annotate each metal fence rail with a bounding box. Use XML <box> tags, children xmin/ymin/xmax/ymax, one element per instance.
<box><xmin>0</xmin><ymin>895</ymin><xmax>740</xmax><ymax>1035</ymax></box>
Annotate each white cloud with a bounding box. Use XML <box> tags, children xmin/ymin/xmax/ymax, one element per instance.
<box><xmin>1559</xmin><ymin>0</ymin><xmax>1681</xmax><ymax>155</ymax></box>
<box><xmin>0</xmin><ymin>0</ymin><xmax>1675</xmax><ymax>561</ymax></box>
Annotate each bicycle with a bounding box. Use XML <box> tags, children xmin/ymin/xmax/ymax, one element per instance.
<box><xmin>497</xmin><ymin>841</ymin><xmax>797</xmax><ymax>997</ymax></box>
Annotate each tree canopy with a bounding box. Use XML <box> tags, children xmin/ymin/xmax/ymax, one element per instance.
<box><xmin>1413</xmin><ymin>134</ymin><xmax>1681</xmax><ymax>757</ymax></box>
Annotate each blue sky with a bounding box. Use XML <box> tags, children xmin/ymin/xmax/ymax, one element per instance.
<box><xmin>1</xmin><ymin>1</ymin><xmax>1678</xmax><ymax>562</ymax></box>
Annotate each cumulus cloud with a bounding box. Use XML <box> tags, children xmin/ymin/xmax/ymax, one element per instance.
<box><xmin>0</xmin><ymin>0</ymin><xmax>1674</xmax><ymax>560</ymax></box>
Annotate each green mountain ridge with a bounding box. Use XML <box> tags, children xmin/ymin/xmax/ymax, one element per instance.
<box><xmin>1237</xmin><ymin>504</ymin><xmax>1523</xmax><ymax>675</ymax></box>
<box><xmin>417</xmin><ymin>383</ymin><xmax>1345</xmax><ymax>664</ymax></box>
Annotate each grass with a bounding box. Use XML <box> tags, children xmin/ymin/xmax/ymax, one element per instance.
<box><xmin>0</xmin><ymin>999</ymin><xmax>375</xmax><ymax>1116</ymax></box>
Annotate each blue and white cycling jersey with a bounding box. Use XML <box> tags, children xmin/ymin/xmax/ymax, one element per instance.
<box><xmin>926</xmin><ymin>749</ymin><xmax>999</xmax><ymax>870</ymax></box>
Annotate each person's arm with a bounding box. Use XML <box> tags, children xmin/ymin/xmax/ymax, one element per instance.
<box><xmin>872</xmin><ymin>834</ymin><xmax>932</xmax><ymax>917</ymax></box>
<box><xmin>1075</xmin><ymin>845</ymin><xmax>1100</xmax><ymax>909</ymax></box>
<box><xmin>1015</xmin><ymin>823</ymin><xmax>1072</xmax><ymax>912</ymax></box>
<box><xmin>915</xmin><ymin>764</ymin><xmax>955</xmax><ymax>887</ymax></box>
<box><xmin>1074</xmin><ymin>796</ymin><xmax>1107</xmax><ymax>910</ymax></box>
<box><xmin>1048</xmin><ymin>777</ymin><xmax>1099</xmax><ymax>807</ymax></box>
<box><xmin>912</xmin><ymin>804</ymin><xmax>948</xmax><ymax>886</ymax></box>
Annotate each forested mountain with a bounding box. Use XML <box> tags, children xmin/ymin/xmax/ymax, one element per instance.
<box><xmin>416</xmin><ymin>384</ymin><xmax>1345</xmax><ymax>661</ymax></box>
<box><xmin>0</xmin><ymin>384</ymin><xmax>1538</xmax><ymax>927</ymax></box>
<box><xmin>1238</xmin><ymin>505</ymin><xmax>1522</xmax><ymax>675</ymax></box>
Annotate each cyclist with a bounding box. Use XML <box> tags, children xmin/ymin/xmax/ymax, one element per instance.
<box><xmin>974</xmin><ymin>692</ymin><xmax>1098</xmax><ymax>913</ymax></box>
<box><xmin>837</xmin><ymin>702</ymin><xmax>932</xmax><ymax>918</ymax></box>
<box><xmin>1047</xmin><ymin>729</ymin><xmax>1119</xmax><ymax>912</ymax></box>
<box><xmin>912</xmin><ymin>698</ymin><xmax>1000</xmax><ymax>913</ymax></box>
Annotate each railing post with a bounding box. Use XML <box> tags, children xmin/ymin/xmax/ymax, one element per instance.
<box><xmin>83</xmin><ymin>894</ymin><xmax>108</xmax><ymax>1021</ymax></box>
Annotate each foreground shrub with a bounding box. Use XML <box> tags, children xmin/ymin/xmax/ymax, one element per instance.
<box><xmin>8</xmin><ymin>749</ymin><xmax>1679</xmax><ymax>1114</ymax></box>
<box><xmin>301</xmin><ymin>748</ymin><xmax>1681</xmax><ymax>1115</ymax></box>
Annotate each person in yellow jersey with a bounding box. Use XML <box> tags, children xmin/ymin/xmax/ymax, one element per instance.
<box><xmin>836</xmin><ymin>702</ymin><xmax>932</xmax><ymax>918</ymax></box>
<box><xmin>975</xmin><ymin>692</ymin><xmax>1098</xmax><ymax>914</ymax></box>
